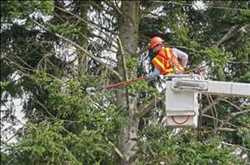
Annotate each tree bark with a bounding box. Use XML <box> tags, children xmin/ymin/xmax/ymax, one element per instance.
<box><xmin>117</xmin><ymin>1</ymin><xmax>140</xmax><ymax>165</ymax></box>
<box><xmin>78</xmin><ymin>0</ymin><xmax>89</xmax><ymax>77</ymax></box>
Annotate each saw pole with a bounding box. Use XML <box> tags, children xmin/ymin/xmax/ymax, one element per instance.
<box><xmin>86</xmin><ymin>65</ymin><xmax>205</xmax><ymax>94</ymax></box>
<box><xmin>103</xmin><ymin>76</ymin><xmax>145</xmax><ymax>90</ymax></box>
<box><xmin>86</xmin><ymin>76</ymin><xmax>145</xmax><ymax>94</ymax></box>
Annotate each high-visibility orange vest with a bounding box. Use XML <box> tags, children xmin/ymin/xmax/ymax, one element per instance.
<box><xmin>151</xmin><ymin>47</ymin><xmax>184</xmax><ymax>75</ymax></box>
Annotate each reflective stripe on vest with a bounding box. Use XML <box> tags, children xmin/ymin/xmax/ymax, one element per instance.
<box><xmin>152</xmin><ymin>57</ymin><xmax>173</xmax><ymax>74</ymax></box>
<box><xmin>152</xmin><ymin>48</ymin><xmax>184</xmax><ymax>75</ymax></box>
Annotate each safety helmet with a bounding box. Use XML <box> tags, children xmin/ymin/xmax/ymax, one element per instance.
<box><xmin>149</xmin><ymin>36</ymin><xmax>164</xmax><ymax>49</ymax></box>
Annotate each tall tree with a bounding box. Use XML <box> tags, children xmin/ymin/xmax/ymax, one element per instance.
<box><xmin>1</xmin><ymin>0</ymin><xmax>249</xmax><ymax>164</ymax></box>
<box><xmin>117</xmin><ymin>1</ymin><xmax>140</xmax><ymax>164</ymax></box>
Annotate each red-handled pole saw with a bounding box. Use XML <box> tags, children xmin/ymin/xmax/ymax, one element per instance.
<box><xmin>103</xmin><ymin>76</ymin><xmax>145</xmax><ymax>90</ymax></box>
<box><xmin>86</xmin><ymin>64</ymin><xmax>206</xmax><ymax>95</ymax></box>
<box><xmin>86</xmin><ymin>76</ymin><xmax>145</xmax><ymax>95</ymax></box>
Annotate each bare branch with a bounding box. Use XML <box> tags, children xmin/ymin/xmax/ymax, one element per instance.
<box><xmin>117</xmin><ymin>36</ymin><xmax>128</xmax><ymax>81</ymax></box>
<box><xmin>221</xmin><ymin>142</ymin><xmax>250</xmax><ymax>151</ymax></box>
<box><xmin>214</xmin><ymin>25</ymin><xmax>239</xmax><ymax>47</ymax></box>
<box><xmin>55</xmin><ymin>5</ymin><xmax>116</xmax><ymax>35</ymax></box>
<box><xmin>104</xmin><ymin>0</ymin><xmax>123</xmax><ymax>16</ymax></box>
<box><xmin>201</xmin><ymin>97</ymin><xmax>221</xmax><ymax>114</ymax></box>
<box><xmin>232</xmin><ymin>109</ymin><xmax>250</xmax><ymax>117</ymax></box>
<box><xmin>201</xmin><ymin>114</ymin><xmax>239</xmax><ymax>128</ymax></box>
<box><xmin>206</xmin><ymin>95</ymin><xmax>219</xmax><ymax>130</ymax></box>
<box><xmin>107</xmin><ymin>139</ymin><xmax>125</xmax><ymax>160</ymax></box>
<box><xmin>31</xmin><ymin>19</ymin><xmax>122</xmax><ymax>81</ymax></box>
<box><xmin>214</xmin><ymin>24</ymin><xmax>250</xmax><ymax>47</ymax></box>
<box><xmin>217</xmin><ymin>127</ymin><xmax>237</xmax><ymax>132</ymax></box>
<box><xmin>219</xmin><ymin>98</ymin><xmax>243</xmax><ymax>111</ymax></box>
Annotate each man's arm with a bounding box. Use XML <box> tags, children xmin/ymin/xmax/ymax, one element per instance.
<box><xmin>172</xmin><ymin>48</ymin><xmax>188</xmax><ymax>67</ymax></box>
<box><xmin>146</xmin><ymin>68</ymin><xmax>160</xmax><ymax>80</ymax></box>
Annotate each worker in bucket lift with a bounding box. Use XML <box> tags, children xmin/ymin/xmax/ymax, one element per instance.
<box><xmin>145</xmin><ymin>36</ymin><xmax>189</xmax><ymax>81</ymax></box>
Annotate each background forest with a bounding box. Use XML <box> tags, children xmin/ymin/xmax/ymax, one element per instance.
<box><xmin>1</xmin><ymin>0</ymin><xmax>250</xmax><ymax>164</ymax></box>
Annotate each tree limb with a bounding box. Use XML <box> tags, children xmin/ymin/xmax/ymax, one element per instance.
<box><xmin>207</xmin><ymin>94</ymin><xmax>219</xmax><ymax>131</ymax></box>
<box><xmin>104</xmin><ymin>0</ymin><xmax>123</xmax><ymax>16</ymax></box>
<box><xmin>117</xmin><ymin>36</ymin><xmax>128</xmax><ymax>82</ymax></box>
<box><xmin>217</xmin><ymin>127</ymin><xmax>237</xmax><ymax>132</ymax></box>
<box><xmin>55</xmin><ymin>5</ymin><xmax>116</xmax><ymax>35</ymax></box>
<box><xmin>214</xmin><ymin>25</ymin><xmax>239</xmax><ymax>47</ymax></box>
<box><xmin>107</xmin><ymin>140</ymin><xmax>126</xmax><ymax>160</ymax></box>
<box><xmin>31</xmin><ymin>19</ymin><xmax>122</xmax><ymax>81</ymax></box>
<box><xmin>219</xmin><ymin>98</ymin><xmax>243</xmax><ymax>111</ymax></box>
<box><xmin>231</xmin><ymin>109</ymin><xmax>250</xmax><ymax>117</ymax></box>
<box><xmin>201</xmin><ymin>114</ymin><xmax>238</xmax><ymax>128</ymax></box>
<box><xmin>221</xmin><ymin>142</ymin><xmax>250</xmax><ymax>151</ymax></box>
<box><xmin>117</xmin><ymin>36</ymin><xmax>130</xmax><ymax>109</ymax></box>
<box><xmin>201</xmin><ymin>97</ymin><xmax>221</xmax><ymax>114</ymax></box>
<box><xmin>214</xmin><ymin>24</ymin><xmax>250</xmax><ymax>48</ymax></box>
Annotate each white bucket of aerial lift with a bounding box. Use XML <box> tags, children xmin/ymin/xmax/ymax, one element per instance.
<box><xmin>164</xmin><ymin>74</ymin><xmax>202</xmax><ymax>128</ymax></box>
<box><xmin>164</xmin><ymin>73</ymin><xmax>250</xmax><ymax>127</ymax></box>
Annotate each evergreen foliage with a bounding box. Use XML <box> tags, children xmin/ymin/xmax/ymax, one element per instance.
<box><xmin>1</xmin><ymin>0</ymin><xmax>249</xmax><ymax>164</ymax></box>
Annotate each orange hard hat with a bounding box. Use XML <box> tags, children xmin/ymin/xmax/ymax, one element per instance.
<box><xmin>149</xmin><ymin>36</ymin><xmax>164</xmax><ymax>49</ymax></box>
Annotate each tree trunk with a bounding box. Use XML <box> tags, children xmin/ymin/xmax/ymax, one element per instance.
<box><xmin>78</xmin><ymin>0</ymin><xmax>89</xmax><ymax>77</ymax></box>
<box><xmin>117</xmin><ymin>1</ymin><xmax>140</xmax><ymax>165</ymax></box>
